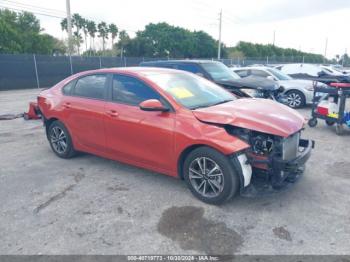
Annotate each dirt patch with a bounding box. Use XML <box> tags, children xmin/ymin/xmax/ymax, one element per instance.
<box><xmin>273</xmin><ymin>226</ymin><xmax>292</xmax><ymax>242</ymax></box>
<box><xmin>157</xmin><ymin>206</ymin><xmax>243</xmax><ymax>255</ymax></box>
<box><xmin>33</xmin><ymin>184</ymin><xmax>75</xmax><ymax>214</ymax></box>
<box><xmin>327</xmin><ymin>162</ymin><xmax>350</xmax><ymax>179</ymax></box>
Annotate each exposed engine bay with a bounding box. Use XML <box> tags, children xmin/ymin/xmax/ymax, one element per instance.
<box><xmin>225</xmin><ymin>125</ymin><xmax>312</xmax><ymax>191</ymax></box>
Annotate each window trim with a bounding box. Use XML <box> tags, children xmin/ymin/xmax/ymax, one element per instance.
<box><xmin>108</xmin><ymin>73</ymin><xmax>174</xmax><ymax>112</ymax></box>
<box><xmin>67</xmin><ymin>73</ymin><xmax>110</xmax><ymax>101</ymax></box>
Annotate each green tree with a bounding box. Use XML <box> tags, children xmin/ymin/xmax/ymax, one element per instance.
<box><xmin>124</xmin><ymin>22</ymin><xmax>219</xmax><ymax>58</ymax></box>
<box><xmin>0</xmin><ymin>9</ymin><xmax>64</xmax><ymax>54</ymax></box>
<box><xmin>86</xmin><ymin>20</ymin><xmax>97</xmax><ymax>52</ymax></box>
<box><xmin>109</xmin><ymin>23</ymin><xmax>118</xmax><ymax>47</ymax></box>
<box><xmin>117</xmin><ymin>30</ymin><xmax>130</xmax><ymax>57</ymax></box>
<box><xmin>98</xmin><ymin>22</ymin><xmax>109</xmax><ymax>53</ymax></box>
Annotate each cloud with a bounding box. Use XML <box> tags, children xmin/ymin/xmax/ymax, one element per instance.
<box><xmin>239</xmin><ymin>0</ymin><xmax>350</xmax><ymax>23</ymax></box>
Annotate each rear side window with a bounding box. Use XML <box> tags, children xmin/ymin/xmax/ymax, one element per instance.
<box><xmin>73</xmin><ymin>74</ymin><xmax>107</xmax><ymax>99</ymax></box>
<box><xmin>235</xmin><ymin>70</ymin><xmax>250</xmax><ymax>77</ymax></box>
<box><xmin>176</xmin><ymin>64</ymin><xmax>201</xmax><ymax>74</ymax></box>
<box><xmin>112</xmin><ymin>75</ymin><xmax>160</xmax><ymax>106</ymax></box>
<box><xmin>251</xmin><ymin>70</ymin><xmax>269</xmax><ymax>78</ymax></box>
<box><xmin>62</xmin><ymin>80</ymin><xmax>75</xmax><ymax>95</ymax></box>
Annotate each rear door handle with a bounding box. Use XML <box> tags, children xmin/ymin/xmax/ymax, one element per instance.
<box><xmin>106</xmin><ymin>109</ymin><xmax>119</xmax><ymax>117</ymax></box>
<box><xmin>63</xmin><ymin>102</ymin><xmax>71</xmax><ymax>109</ymax></box>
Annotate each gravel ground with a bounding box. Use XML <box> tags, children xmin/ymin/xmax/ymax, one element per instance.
<box><xmin>0</xmin><ymin>88</ymin><xmax>349</xmax><ymax>255</ymax></box>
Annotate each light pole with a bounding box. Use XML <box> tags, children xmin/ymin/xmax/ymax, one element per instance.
<box><xmin>66</xmin><ymin>0</ymin><xmax>73</xmax><ymax>55</ymax></box>
<box><xmin>217</xmin><ymin>9</ymin><xmax>222</xmax><ymax>60</ymax></box>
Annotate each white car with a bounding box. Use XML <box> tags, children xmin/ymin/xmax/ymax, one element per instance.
<box><xmin>232</xmin><ymin>66</ymin><xmax>325</xmax><ymax>108</ymax></box>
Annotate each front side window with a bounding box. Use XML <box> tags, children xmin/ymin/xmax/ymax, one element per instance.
<box><xmin>73</xmin><ymin>74</ymin><xmax>107</xmax><ymax>99</ymax></box>
<box><xmin>147</xmin><ymin>72</ymin><xmax>235</xmax><ymax>110</ymax></box>
<box><xmin>201</xmin><ymin>62</ymin><xmax>240</xmax><ymax>81</ymax></box>
<box><xmin>112</xmin><ymin>75</ymin><xmax>161</xmax><ymax>106</ymax></box>
<box><xmin>267</xmin><ymin>68</ymin><xmax>292</xmax><ymax>80</ymax></box>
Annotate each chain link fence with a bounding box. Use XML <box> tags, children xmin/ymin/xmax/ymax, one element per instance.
<box><xmin>0</xmin><ymin>54</ymin><xmax>330</xmax><ymax>90</ymax></box>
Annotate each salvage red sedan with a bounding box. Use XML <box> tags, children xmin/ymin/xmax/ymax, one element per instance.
<box><xmin>37</xmin><ymin>67</ymin><xmax>313</xmax><ymax>204</ymax></box>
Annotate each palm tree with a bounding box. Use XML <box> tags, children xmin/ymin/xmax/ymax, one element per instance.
<box><xmin>118</xmin><ymin>30</ymin><xmax>130</xmax><ymax>59</ymax></box>
<box><xmin>109</xmin><ymin>23</ymin><xmax>118</xmax><ymax>48</ymax></box>
<box><xmin>60</xmin><ymin>18</ymin><xmax>67</xmax><ymax>32</ymax></box>
<box><xmin>86</xmin><ymin>20</ymin><xmax>97</xmax><ymax>53</ymax></box>
<box><xmin>97</xmin><ymin>22</ymin><xmax>109</xmax><ymax>53</ymax></box>
<box><xmin>81</xmin><ymin>18</ymin><xmax>89</xmax><ymax>52</ymax></box>
<box><xmin>72</xmin><ymin>13</ymin><xmax>84</xmax><ymax>54</ymax></box>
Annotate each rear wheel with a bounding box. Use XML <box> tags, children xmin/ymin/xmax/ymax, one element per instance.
<box><xmin>335</xmin><ymin>124</ymin><xmax>344</xmax><ymax>136</ymax></box>
<box><xmin>286</xmin><ymin>90</ymin><xmax>306</xmax><ymax>108</ymax></box>
<box><xmin>48</xmin><ymin>120</ymin><xmax>76</xmax><ymax>158</ymax></box>
<box><xmin>183</xmin><ymin>147</ymin><xmax>239</xmax><ymax>205</ymax></box>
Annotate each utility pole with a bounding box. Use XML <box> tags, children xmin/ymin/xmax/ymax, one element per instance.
<box><xmin>324</xmin><ymin>37</ymin><xmax>328</xmax><ymax>64</ymax></box>
<box><xmin>273</xmin><ymin>30</ymin><xmax>276</xmax><ymax>46</ymax></box>
<box><xmin>66</xmin><ymin>0</ymin><xmax>73</xmax><ymax>55</ymax></box>
<box><xmin>217</xmin><ymin>9</ymin><xmax>222</xmax><ymax>60</ymax></box>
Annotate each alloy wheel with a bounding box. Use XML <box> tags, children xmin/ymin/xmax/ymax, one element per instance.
<box><xmin>188</xmin><ymin>157</ymin><xmax>224</xmax><ymax>198</ymax></box>
<box><xmin>287</xmin><ymin>92</ymin><xmax>302</xmax><ymax>108</ymax></box>
<box><xmin>50</xmin><ymin>126</ymin><xmax>67</xmax><ymax>154</ymax></box>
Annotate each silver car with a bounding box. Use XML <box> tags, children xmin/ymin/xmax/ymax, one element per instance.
<box><xmin>232</xmin><ymin>66</ymin><xmax>326</xmax><ymax>108</ymax></box>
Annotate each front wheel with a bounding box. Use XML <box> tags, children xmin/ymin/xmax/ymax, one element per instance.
<box><xmin>308</xmin><ymin>118</ymin><xmax>318</xmax><ymax>127</ymax></box>
<box><xmin>286</xmin><ymin>90</ymin><xmax>306</xmax><ymax>108</ymax></box>
<box><xmin>183</xmin><ymin>147</ymin><xmax>239</xmax><ymax>205</ymax></box>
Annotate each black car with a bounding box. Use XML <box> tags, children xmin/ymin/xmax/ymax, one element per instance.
<box><xmin>140</xmin><ymin>60</ymin><xmax>286</xmax><ymax>102</ymax></box>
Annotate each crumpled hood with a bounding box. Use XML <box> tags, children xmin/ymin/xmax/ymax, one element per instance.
<box><xmin>216</xmin><ymin>76</ymin><xmax>279</xmax><ymax>91</ymax></box>
<box><xmin>192</xmin><ymin>98</ymin><xmax>305</xmax><ymax>137</ymax></box>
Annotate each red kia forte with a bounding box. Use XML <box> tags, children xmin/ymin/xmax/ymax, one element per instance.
<box><xmin>37</xmin><ymin>67</ymin><xmax>313</xmax><ymax>204</ymax></box>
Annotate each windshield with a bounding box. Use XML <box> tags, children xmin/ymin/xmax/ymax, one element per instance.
<box><xmin>147</xmin><ymin>72</ymin><xmax>235</xmax><ymax>110</ymax></box>
<box><xmin>201</xmin><ymin>62</ymin><xmax>240</xmax><ymax>82</ymax></box>
<box><xmin>267</xmin><ymin>68</ymin><xmax>292</xmax><ymax>80</ymax></box>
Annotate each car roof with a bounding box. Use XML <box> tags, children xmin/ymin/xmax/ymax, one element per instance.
<box><xmin>74</xmin><ymin>66</ymin><xmax>187</xmax><ymax>78</ymax></box>
<box><xmin>232</xmin><ymin>66</ymin><xmax>271</xmax><ymax>71</ymax></box>
<box><xmin>140</xmin><ymin>59</ymin><xmax>220</xmax><ymax>65</ymax></box>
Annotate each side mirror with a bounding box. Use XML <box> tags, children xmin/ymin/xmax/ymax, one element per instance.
<box><xmin>318</xmin><ymin>71</ymin><xmax>326</xmax><ymax>77</ymax></box>
<box><xmin>139</xmin><ymin>99</ymin><xmax>169</xmax><ymax>112</ymax></box>
<box><xmin>267</xmin><ymin>75</ymin><xmax>276</xmax><ymax>81</ymax></box>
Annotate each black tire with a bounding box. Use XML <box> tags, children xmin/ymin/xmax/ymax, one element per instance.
<box><xmin>183</xmin><ymin>146</ymin><xmax>239</xmax><ymax>205</ymax></box>
<box><xmin>325</xmin><ymin>119</ymin><xmax>336</xmax><ymax>126</ymax></box>
<box><xmin>285</xmin><ymin>90</ymin><xmax>306</xmax><ymax>108</ymax></box>
<box><xmin>335</xmin><ymin>124</ymin><xmax>344</xmax><ymax>136</ymax></box>
<box><xmin>48</xmin><ymin>120</ymin><xmax>76</xmax><ymax>158</ymax></box>
<box><xmin>308</xmin><ymin>118</ymin><xmax>318</xmax><ymax>127</ymax></box>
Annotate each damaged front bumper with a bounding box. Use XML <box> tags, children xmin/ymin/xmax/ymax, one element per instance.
<box><xmin>241</xmin><ymin>139</ymin><xmax>314</xmax><ymax>196</ymax></box>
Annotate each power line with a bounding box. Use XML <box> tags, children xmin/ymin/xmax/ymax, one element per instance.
<box><xmin>1</xmin><ymin>0</ymin><xmax>65</xmax><ymax>15</ymax></box>
<box><xmin>0</xmin><ymin>5</ymin><xmax>65</xmax><ymax>18</ymax></box>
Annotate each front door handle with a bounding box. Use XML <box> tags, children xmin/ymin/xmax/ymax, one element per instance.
<box><xmin>106</xmin><ymin>109</ymin><xmax>119</xmax><ymax>117</ymax></box>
